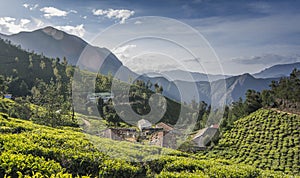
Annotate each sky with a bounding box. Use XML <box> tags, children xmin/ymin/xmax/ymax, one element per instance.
<box><xmin>0</xmin><ymin>0</ymin><xmax>300</xmax><ymax>75</ymax></box>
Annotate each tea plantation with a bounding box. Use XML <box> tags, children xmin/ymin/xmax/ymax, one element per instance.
<box><xmin>0</xmin><ymin>99</ymin><xmax>298</xmax><ymax>177</ymax></box>
<box><xmin>204</xmin><ymin>109</ymin><xmax>300</xmax><ymax>176</ymax></box>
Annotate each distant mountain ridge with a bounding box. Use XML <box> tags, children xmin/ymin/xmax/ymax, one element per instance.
<box><xmin>253</xmin><ymin>62</ymin><xmax>300</xmax><ymax>78</ymax></box>
<box><xmin>0</xmin><ymin>27</ymin><xmax>296</xmax><ymax>105</ymax></box>
<box><xmin>0</xmin><ymin>27</ymin><xmax>87</xmax><ymax>65</ymax></box>
<box><xmin>145</xmin><ymin>70</ymin><xmax>231</xmax><ymax>82</ymax></box>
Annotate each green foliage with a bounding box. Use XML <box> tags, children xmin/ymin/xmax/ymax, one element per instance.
<box><xmin>205</xmin><ymin>109</ymin><xmax>300</xmax><ymax>176</ymax></box>
<box><xmin>99</xmin><ymin>159</ymin><xmax>142</xmax><ymax>177</ymax></box>
<box><xmin>222</xmin><ymin>69</ymin><xmax>300</xmax><ymax>132</ymax></box>
<box><xmin>30</xmin><ymin>80</ymin><xmax>76</xmax><ymax>127</ymax></box>
<box><xmin>1</xmin><ymin>35</ymin><xmax>299</xmax><ymax>178</ymax></box>
<box><xmin>269</xmin><ymin>68</ymin><xmax>300</xmax><ymax>111</ymax></box>
<box><xmin>0</xmin><ymin>110</ymin><xmax>296</xmax><ymax>177</ymax></box>
<box><xmin>0</xmin><ymin>38</ymin><xmax>66</xmax><ymax>97</ymax></box>
<box><xmin>0</xmin><ymin>152</ymin><xmax>64</xmax><ymax>177</ymax></box>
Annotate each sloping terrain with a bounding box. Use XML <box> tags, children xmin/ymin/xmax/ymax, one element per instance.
<box><xmin>0</xmin><ymin>26</ymin><xmax>288</xmax><ymax>105</ymax></box>
<box><xmin>0</xmin><ymin>27</ymin><xmax>124</xmax><ymax>76</ymax></box>
<box><xmin>0</xmin><ymin>99</ymin><xmax>296</xmax><ymax>177</ymax></box>
<box><xmin>204</xmin><ymin>109</ymin><xmax>300</xmax><ymax>176</ymax></box>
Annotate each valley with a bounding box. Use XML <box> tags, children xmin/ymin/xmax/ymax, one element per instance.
<box><xmin>0</xmin><ymin>25</ymin><xmax>299</xmax><ymax>177</ymax></box>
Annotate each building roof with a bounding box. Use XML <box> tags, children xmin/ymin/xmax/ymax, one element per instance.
<box><xmin>192</xmin><ymin>128</ymin><xmax>208</xmax><ymax>139</ymax></box>
<box><xmin>156</xmin><ymin>122</ymin><xmax>174</xmax><ymax>132</ymax></box>
<box><xmin>88</xmin><ymin>92</ymin><xmax>112</xmax><ymax>97</ymax></box>
<box><xmin>210</xmin><ymin>124</ymin><xmax>219</xmax><ymax>129</ymax></box>
<box><xmin>137</xmin><ymin>119</ymin><xmax>152</xmax><ymax>130</ymax></box>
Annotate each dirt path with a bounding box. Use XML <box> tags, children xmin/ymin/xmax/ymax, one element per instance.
<box><xmin>270</xmin><ymin>108</ymin><xmax>297</xmax><ymax>115</ymax></box>
<box><xmin>82</xmin><ymin>118</ymin><xmax>91</xmax><ymax>127</ymax></box>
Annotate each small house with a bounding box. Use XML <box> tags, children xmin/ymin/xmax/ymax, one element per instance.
<box><xmin>192</xmin><ymin>124</ymin><xmax>219</xmax><ymax>149</ymax></box>
<box><xmin>137</xmin><ymin>119</ymin><xmax>152</xmax><ymax>131</ymax></box>
<box><xmin>3</xmin><ymin>94</ymin><xmax>12</xmax><ymax>99</ymax></box>
<box><xmin>155</xmin><ymin>122</ymin><xmax>174</xmax><ymax>132</ymax></box>
<box><xmin>98</xmin><ymin>128</ymin><xmax>137</xmax><ymax>142</ymax></box>
<box><xmin>87</xmin><ymin>92</ymin><xmax>114</xmax><ymax>103</ymax></box>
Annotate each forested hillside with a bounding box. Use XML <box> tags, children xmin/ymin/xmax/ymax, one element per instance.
<box><xmin>0</xmin><ymin>38</ymin><xmax>195</xmax><ymax>129</ymax></box>
<box><xmin>0</xmin><ymin>38</ymin><xmax>73</xmax><ymax>97</ymax></box>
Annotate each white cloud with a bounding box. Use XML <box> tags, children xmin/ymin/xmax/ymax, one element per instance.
<box><xmin>134</xmin><ymin>20</ymin><xmax>142</xmax><ymax>25</ymax></box>
<box><xmin>123</xmin><ymin>54</ymin><xmax>181</xmax><ymax>74</ymax></box>
<box><xmin>31</xmin><ymin>4</ymin><xmax>39</xmax><ymax>11</ymax></box>
<box><xmin>69</xmin><ymin>10</ymin><xmax>78</xmax><ymax>14</ymax></box>
<box><xmin>1</xmin><ymin>17</ymin><xmax>15</xmax><ymax>22</ymax></box>
<box><xmin>92</xmin><ymin>8</ymin><xmax>135</xmax><ymax>24</ymax></box>
<box><xmin>0</xmin><ymin>17</ymin><xmax>31</xmax><ymax>34</ymax></box>
<box><xmin>55</xmin><ymin>24</ymin><xmax>85</xmax><ymax>37</ymax></box>
<box><xmin>20</xmin><ymin>19</ymin><xmax>31</xmax><ymax>26</ymax></box>
<box><xmin>23</xmin><ymin>3</ymin><xmax>39</xmax><ymax>11</ymax></box>
<box><xmin>40</xmin><ymin>7</ymin><xmax>77</xmax><ymax>19</ymax></box>
<box><xmin>112</xmin><ymin>44</ymin><xmax>137</xmax><ymax>62</ymax></box>
<box><xmin>32</xmin><ymin>18</ymin><xmax>44</xmax><ymax>28</ymax></box>
<box><xmin>80</xmin><ymin>15</ymin><xmax>87</xmax><ymax>19</ymax></box>
<box><xmin>40</xmin><ymin>7</ymin><xmax>68</xmax><ymax>18</ymax></box>
<box><xmin>23</xmin><ymin>4</ymin><xmax>29</xmax><ymax>8</ymax></box>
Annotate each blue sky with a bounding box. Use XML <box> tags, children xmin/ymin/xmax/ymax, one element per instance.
<box><xmin>0</xmin><ymin>0</ymin><xmax>300</xmax><ymax>75</ymax></box>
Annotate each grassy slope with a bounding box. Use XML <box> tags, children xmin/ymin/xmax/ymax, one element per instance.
<box><xmin>0</xmin><ymin>99</ymin><xmax>298</xmax><ymax>177</ymax></box>
<box><xmin>203</xmin><ymin>109</ymin><xmax>300</xmax><ymax>175</ymax></box>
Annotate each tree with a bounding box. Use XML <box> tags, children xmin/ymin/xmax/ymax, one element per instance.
<box><xmin>154</xmin><ymin>83</ymin><xmax>163</xmax><ymax>93</ymax></box>
<box><xmin>230</xmin><ymin>98</ymin><xmax>247</xmax><ymax>121</ymax></box>
<box><xmin>14</xmin><ymin>57</ymin><xmax>19</xmax><ymax>63</ymax></box>
<box><xmin>102</xmin><ymin>102</ymin><xmax>121</xmax><ymax>127</ymax></box>
<box><xmin>40</xmin><ymin>60</ymin><xmax>46</xmax><ymax>70</ymax></box>
<box><xmin>0</xmin><ymin>75</ymin><xmax>7</xmax><ymax>95</ymax></box>
<box><xmin>19</xmin><ymin>80</ymin><xmax>29</xmax><ymax>96</ymax></box>
<box><xmin>31</xmin><ymin>79</ymin><xmax>76</xmax><ymax>127</ymax></box>
<box><xmin>245</xmin><ymin>89</ymin><xmax>262</xmax><ymax>113</ymax></box>
<box><xmin>62</xmin><ymin>57</ymin><xmax>68</xmax><ymax>66</ymax></box>
<box><xmin>261</xmin><ymin>90</ymin><xmax>274</xmax><ymax>107</ymax></box>
<box><xmin>28</xmin><ymin>55</ymin><xmax>33</xmax><ymax>69</ymax></box>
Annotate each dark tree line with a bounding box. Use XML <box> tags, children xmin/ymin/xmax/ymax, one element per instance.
<box><xmin>221</xmin><ymin>68</ymin><xmax>300</xmax><ymax>131</ymax></box>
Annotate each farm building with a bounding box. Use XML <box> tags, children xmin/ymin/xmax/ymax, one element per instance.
<box><xmin>87</xmin><ymin>92</ymin><xmax>114</xmax><ymax>103</ymax></box>
<box><xmin>192</xmin><ymin>124</ymin><xmax>220</xmax><ymax>149</ymax></box>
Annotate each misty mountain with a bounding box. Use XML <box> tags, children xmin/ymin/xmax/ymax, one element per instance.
<box><xmin>224</xmin><ymin>73</ymin><xmax>276</xmax><ymax>103</ymax></box>
<box><xmin>0</xmin><ymin>27</ymin><xmax>285</xmax><ymax>105</ymax></box>
<box><xmin>253</xmin><ymin>62</ymin><xmax>300</xmax><ymax>78</ymax></box>
<box><xmin>0</xmin><ymin>26</ymin><xmax>124</xmax><ymax>76</ymax></box>
<box><xmin>139</xmin><ymin>73</ymin><xmax>277</xmax><ymax>105</ymax></box>
<box><xmin>146</xmin><ymin>70</ymin><xmax>231</xmax><ymax>82</ymax></box>
<box><xmin>0</xmin><ymin>27</ymin><xmax>87</xmax><ymax>65</ymax></box>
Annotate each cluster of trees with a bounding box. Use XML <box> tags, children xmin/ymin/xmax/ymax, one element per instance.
<box><xmin>221</xmin><ymin>69</ymin><xmax>300</xmax><ymax>131</ymax></box>
<box><xmin>0</xmin><ymin>38</ymin><xmax>76</xmax><ymax>127</ymax></box>
<box><xmin>0</xmin><ymin>38</ymin><xmax>217</xmax><ymax>131</ymax></box>
<box><xmin>96</xmin><ymin>79</ymin><xmax>173</xmax><ymax>126</ymax></box>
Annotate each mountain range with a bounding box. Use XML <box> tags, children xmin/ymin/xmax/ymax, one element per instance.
<box><xmin>253</xmin><ymin>62</ymin><xmax>300</xmax><ymax>78</ymax></box>
<box><xmin>1</xmin><ymin>27</ymin><xmax>299</xmax><ymax>105</ymax></box>
<box><xmin>0</xmin><ymin>26</ymin><xmax>123</xmax><ymax>76</ymax></box>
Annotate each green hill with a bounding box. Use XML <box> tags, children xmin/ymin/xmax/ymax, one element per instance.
<box><xmin>204</xmin><ymin>109</ymin><xmax>300</xmax><ymax>175</ymax></box>
<box><xmin>0</xmin><ymin>38</ymin><xmax>72</xmax><ymax>98</ymax></box>
<box><xmin>0</xmin><ymin>99</ymin><xmax>296</xmax><ymax>177</ymax></box>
